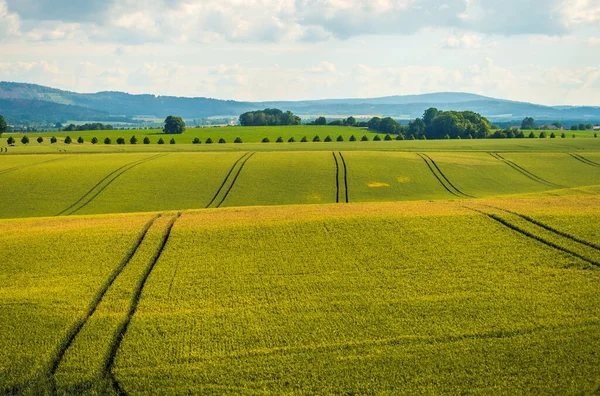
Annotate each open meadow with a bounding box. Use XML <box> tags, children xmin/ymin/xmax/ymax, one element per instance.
<box><xmin>1</xmin><ymin>127</ymin><xmax>599</xmax><ymax>394</ymax></box>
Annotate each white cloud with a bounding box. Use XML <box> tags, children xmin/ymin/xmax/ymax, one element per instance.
<box><xmin>0</xmin><ymin>0</ymin><xmax>20</xmax><ymax>38</ymax></box>
<box><xmin>560</xmin><ymin>0</ymin><xmax>600</xmax><ymax>26</ymax></box>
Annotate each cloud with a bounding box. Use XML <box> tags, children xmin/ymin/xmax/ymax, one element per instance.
<box><xmin>0</xmin><ymin>0</ymin><xmax>20</xmax><ymax>38</ymax></box>
<box><xmin>442</xmin><ymin>33</ymin><xmax>496</xmax><ymax>49</ymax></box>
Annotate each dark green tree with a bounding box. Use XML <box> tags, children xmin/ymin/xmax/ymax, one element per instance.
<box><xmin>7</xmin><ymin>136</ymin><xmax>15</xmax><ymax>145</ymax></box>
<box><xmin>205</xmin><ymin>138</ymin><xmax>213</xmax><ymax>144</ymax></box>
<box><xmin>288</xmin><ymin>137</ymin><xmax>296</xmax><ymax>142</ymax></box>
<box><xmin>116</xmin><ymin>137</ymin><xmax>125</xmax><ymax>145</ymax></box>
<box><xmin>104</xmin><ymin>137</ymin><xmax>112</xmax><ymax>144</ymax></box>
<box><xmin>0</xmin><ymin>115</ymin><xmax>7</xmax><ymax>136</ymax></box>
<box><xmin>345</xmin><ymin>116</ymin><xmax>356</xmax><ymax>126</ymax></box>
<box><xmin>170</xmin><ymin>138</ymin><xmax>176</xmax><ymax>144</ymax></box>
<box><xmin>368</xmin><ymin>117</ymin><xmax>381</xmax><ymax>131</ymax></box>
<box><xmin>578</xmin><ymin>123</ymin><xmax>585</xmax><ymax>130</ymax></box>
<box><xmin>349</xmin><ymin>135</ymin><xmax>356</xmax><ymax>141</ymax></box>
<box><xmin>313</xmin><ymin>136</ymin><xmax>321</xmax><ymax>142</ymax></box>
<box><xmin>21</xmin><ymin>135</ymin><xmax>29</xmax><ymax>144</ymax></box>
<box><xmin>361</xmin><ymin>135</ymin><xmax>369</xmax><ymax>141</ymax></box>
<box><xmin>324</xmin><ymin>135</ymin><xmax>332</xmax><ymax>142</ymax></box>
<box><xmin>91</xmin><ymin>137</ymin><xmax>98</xmax><ymax>144</ymax></box>
<box><xmin>77</xmin><ymin>136</ymin><xmax>84</xmax><ymax>144</ymax></box>
<box><xmin>64</xmin><ymin>136</ymin><xmax>72</xmax><ymax>144</ymax></box>
<box><xmin>521</xmin><ymin>117</ymin><xmax>535</xmax><ymax>130</ymax></box>
<box><xmin>384</xmin><ymin>134</ymin><xmax>392</xmax><ymax>141</ymax></box>
<box><xmin>373</xmin><ymin>135</ymin><xmax>382</xmax><ymax>141</ymax></box>
<box><xmin>539</xmin><ymin>131</ymin><xmax>547</xmax><ymax>138</ymax></box>
<box><xmin>550</xmin><ymin>132</ymin><xmax>556</xmax><ymax>138</ymax></box>
<box><xmin>157</xmin><ymin>137</ymin><xmax>164</xmax><ymax>144</ymax></box>
<box><xmin>422</xmin><ymin>108</ymin><xmax>439</xmax><ymax>126</ymax></box>
<box><xmin>164</xmin><ymin>116</ymin><xmax>186</xmax><ymax>134</ymax></box>
<box><xmin>561</xmin><ymin>132</ymin><xmax>566</xmax><ymax>138</ymax></box>
<box><xmin>37</xmin><ymin>136</ymin><xmax>44</xmax><ymax>144</ymax></box>
<box><xmin>50</xmin><ymin>136</ymin><xmax>57</xmax><ymax>144</ymax></box>
<box><xmin>276</xmin><ymin>137</ymin><xmax>284</xmax><ymax>143</ymax></box>
<box><xmin>336</xmin><ymin>135</ymin><xmax>344</xmax><ymax>142</ymax></box>
<box><xmin>301</xmin><ymin>136</ymin><xmax>308</xmax><ymax>142</ymax></box>
<box><xmin>396</xmin><ymin>134</ymin><xmax>404</xmax><ymax>140</ymax></box>
<box><xmin>218</xmin><ymin>138</ymin><xmax>226</xmax><ymax>144</ymax></box>
<box><xmin>130</xmin><ymin>136</ymin><xmax>138</xmax><ymax>144</ymax></box>
<box><xmin>314</xmin><ymin>117</ymin><xmax>327</xmax><ymax>125</ymax></box>
<box><xmin>144</xmin><ymin>137</ymin><xmax>151</xmax><ymax>144</ymax></box>
<box><xmin>234</xmin><ymin>137</ymin><xmax>243</xmax><ymax>143</ymax></box>
<box><xmin>528</xmin><ymin>132</ymin><xmax>536</xmax><ymax>138</ymax></box>
<box><xmin>262</xmin><ymin>137</ymin><xmax>270</xmax><ymax>143</ymax></box>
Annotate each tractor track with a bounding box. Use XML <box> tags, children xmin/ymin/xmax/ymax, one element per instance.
<box><xmin>338</xmin><ymin>152</ymin><xmax>349</xmax><ymax>203</ymax></box>
<box><xmin>0</xmin><ymin>157</ymin><xmax>66</xmax><ymax>176</ymax></box>
<box><xmin>215</xmin><ymin>153</ymin><xmax>255</xmax><ymax>208</ymax></box>
<box><xmin>417</xmin><ymin>153</ymin><xmax>472</xmax><ymax>198</ymax></box>
<box><xmin>57</xmin><ymin>154</ymin><xmax>166</xmax><ymax>216</ymax></box>
<box><xmin>569</xmin><ymin>153</ymin><xmax>600</xmax><ymax>168</ymax></box>
<box><xmin>332</xmin><ymin>152</ymin><xmax>340</xmax><ymax>203</ymax></box>
<box><xmin>490</xmin><ymin>153</ymin><xmax>561</xmax><ymax>188</ymax></box>
<box><xmin>205</xmin><ymin>152</ymin><xmax>250</xmax><ymax>208</ymax></box>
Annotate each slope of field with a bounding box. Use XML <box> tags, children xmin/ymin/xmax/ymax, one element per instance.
<box><xmin>0</xmin><ymin>213</ymin><xmax>154</xmax><ymax>392</ymax></box>
<box><xmin>1</xmin><ymin>197</ymin><xmax>599</xmax><ymax>394</ymax></box>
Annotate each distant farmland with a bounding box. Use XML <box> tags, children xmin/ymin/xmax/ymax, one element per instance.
<box><xmin>1</xmin><ymin>128</ymin><xmax>599</xmax><ymax>394</ymax></box>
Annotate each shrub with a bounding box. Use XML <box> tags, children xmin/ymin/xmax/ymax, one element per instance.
<box><xmin>37</xmin><ymin>136</ymin><xmax>44</xmax><ymax>144</ymax></box>
<box><xmin>528</xmin><ymin>132</ymin><xmax>536</xmax><ymax>138</ymax></box>
<box><xmin>91</xmin><ymin>137</ymin><xmax>98</xmax><ymax>144</ymax></box>
<box><xmin>324</xmin><ymin>135</ymin><xmax>332</xmax><ymax>142</ymax></box>
<box><xmin>218</xmin><ymin>138</ymin><xmax>226</xmax><ymax>144</ymax></box>
<box><xmin>444</xmin><ymin>134</ymin><xmax>450</xmax><ymax>139</ymax></box>
<box><xmin>144</xmin><ymin>137</ymin><xmax>151</xmax><ymax>144</ymax></box>
<box><xmin>21</xmin><ymin>135</ymin><xmax>29</xmax><ymax>144</ymax></box>
<box><xmin>64</xmin><ymin>136</ymin><xmax>72</xmax><ymax>144</ymax></box>
<box><xmin>384</xmin><ymin>134</ymin><xmax>392</xmax><ymax>141</ymax></box>
<box><xmin>205</xmin><ymin>138</ymin><xmax>213</xmax><ymax>144</ymax></box>
<box><xmin>313</xmin><ymin>135</ymin><xmax>321</xmax><ymax>142</ymax></box>
<box><xmin>373</xmin><ymin>135</ymin><xmax>382</xmax><ymax>141</ymax></box>
<box><xmin>350</xmin><ymin>135</ymin><xmax>356</xmax><ymax>141</ymax></box>
<box><xmin>157</xmin><ymin>138</ymin><xmax>164</xmax><ymax>144</ymax></box>
<box><xmin>455</xmin><ymin>136</ymin><xmax>459</xmax><ymax>140</ymax></box>
<box><xmin>361</xmin><ymin>135</ymin><xmax>369</xmax><ymax>141</ymax></box>
<box><xmin>50</xmin><ymin>136</ymin><xmax>57</xmax><ymax>144</ymax></box>
<box><xmin>595</xmin><ymin>132</ymin><xmax>598</xmax><ymax>138</ymax></box>
<box><xmin>288</xmin><ymin>137</ymin><xmax>296</xmax><ymax>143</ymax></box>
<box><xmin>192</xmin><ymin>137</ymin><xmax>201</xmax><ymax>144</ymax></box>
<box><xmin>170</xmin><ymin>138</ymin><xmax>176</xmax><ymax>144</ymax></box>
<box><xmin>408</xmin><ymin>134</ymin><xmax>416</xmax><ymax>140</ymax></box>
<box><xmin>262</xmin><ymin>138</ymin><xmax>270</xmax><ymax>143</ymax></box>
<box><xmin>396</xmin><ymin>134</ymin><xmax>404</xmax><ymax>140</ymax></box>
<box><xmin>7</xmin><ymin>136</ymin><xmax>15</xmax><ymax>145</ymax></box>
<box><xmin>539</xmin><ymin>132</ymin><xmax>547</xmax><ymax>138</ymax></box>
<box><xmin>550</xmin><ymin>132</ymin><xmax>556</xmax><ymax>138</ymax></box>
<box><xmin>301</xmin><ymin>136</ymin><xmax>308</xmax><ymax>142</ymax></box>
<box><xmin>337</xmin><ymin>135</ymin><xmax>344</xmax><ymax>142</ymax></box>
<box><xmin>276</xmin><ymin>137</ymin><xmax>284</xmax><ymax>143</ymax></box>
<box><xmin>130</xmin><ymin>136</ymin><xmax>138</xmax><ymax>144</ymax></box>
<box><xmin>516</xmin><ymin>132</ymin><xmax>525</xmax><ymax>138</ymax></box>
<box><xmin>104</xmin><ymin>137</ymin><xmax>112</xmax><ymax>144</ymax></box>
<box><xmin>234</xmin><ymin>137</ymin><xmax>243</xmax><ymax>143</ymax></box>
<box><xmin>77</xmin><ymin>136</ymin><xmax>84</xmax><ymax>144</ymax></box>
<box><xmin>572</xmin><ymin>134</ymin><xmax>576</xmax><ymax>138</ymax></box>
<box><xmin>116</xmin><ymin>137</ymin><xmax>125</xmax><ymax>145</ymax></box>
<box><xmin>468</xmin><ymin>134</ymin><xmax>474</xmax><ymax>139</ymax></box>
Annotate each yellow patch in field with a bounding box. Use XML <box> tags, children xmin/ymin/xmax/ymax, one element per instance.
<box><xmin>368</xmin><ymin>182</ymin><xmax>390</xmax><ymax>188</ymax></box>
<box><xmin>306</xmin><ymin>194</ymin><xmax>323</xmax><ymax>201</ymax></box>
<box><xmin>397</xmin><ymin>176</ymin><xmax>411</xmax><ymax>183</ymax></box>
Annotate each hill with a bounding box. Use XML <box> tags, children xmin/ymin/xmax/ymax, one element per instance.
<box><xmin>1</xmin><ymin>81</ymin><xmax>600</xmax><ymax>124</ymax></box>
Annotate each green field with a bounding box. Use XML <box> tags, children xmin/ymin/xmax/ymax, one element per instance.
<box><xmin>1</xmin><ymin>127</ymin><xmax>600</xmax><ymax>394</ymax></box>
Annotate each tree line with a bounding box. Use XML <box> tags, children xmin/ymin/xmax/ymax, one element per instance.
<box><xmin>239</xmin><ymin>109</ymin><xmax>301</xmax><ymax>126</ymax></box>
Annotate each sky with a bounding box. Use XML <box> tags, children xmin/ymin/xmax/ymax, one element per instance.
<box><xmin>0</xmin><ymin>0</ymin><xmax>599</xmax><ymax>105</ymax></box>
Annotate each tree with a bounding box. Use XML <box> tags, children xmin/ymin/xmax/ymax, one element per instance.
<box><xmin>368</xmin><ymin>117</ymin><xmax>381</xmax><ymax>131</ymax></box>
<box><xmin>345</xmin><ymin>116</ymin><xmax>356</xmax><ymax>126</ymax></box>
<box><xmin>104</xmin><ymin>137</ymin><xmax>112</xmax><ymax>144</ymax></box>
<box><xmin>50</xmin><ymin>136</ymin><xmax>57</xmax><ymax>144</ymax></box>
<box><xmin>164</xmin><ymin>116</ymin><xmax>186</xmax><ymax>134</ymax></box>
<box><xmin>91</xmin><ymin>137</ymin><xmax>98</xmax><ymax>144</ymax></box>
<box><xmin>239</xmin><ymin>108</ymin><xmax>300</xmax><ymax>126</ymax></box>
<box><xmin>262</xmin><ymin>138</ymin><xmax>270</xmax><ymax>143</ymax></box>
<box><xmin>384</xmin><ymin>134</ymin><xmax>392</xmax><ymax>141</ymax></box>
<box><xmin>361</xmin><ymin>135</ymin><xmax>369</xmax><ymax>141</ymax></box>
<box><xmin>552</xmin><ymin>122</ymin><xmax>562</xmax><ymax>129</ymax></box>
<box><xmin>192</xmin><ymin>137</ymin><xmax>201</xmax><ymax>144</ymax></box>
<box><xmin>561</xmin><ymin>132</ymin><xmax>566</xmax><ymax>138</ymax></box>
<box><xmin>301</xmin><ymin>136</ymin><xmax>308</xmax><ymax>142</ymax></box>
<box><xmin>78</xmin><ymin>136</ymin><xmax>84</xmax><ymax>144</ymax></box>
<box><xmin>130</xmin><ymin>136</ymin><xmax>138</xmax><ymax>144</ymax></box>
<box><xmin>337</xmin><ymin>135</ymin><xmax>344</xmax><ymax>142</ymax></box>
<box><xmin>444</xmin><ymin>134</ymin><xmax>450</xmax><ymax>139</ymax></box>
<box><xmin>205</xmin><ymin>138</ymin><xmax>213</xmax><ymax>144</ymax></box>
<box><xmin>157</xmin><ymin>138</ymin><xmax>164</xmax><ymax>144</ymax></box>
<box><xmin>314</xmin><ymin>117</ymin><xmax>327</xmax><ymax>125</ymax></box>
<box><xmin>550</xmin><ymin>132</ymin><xmax>556</xmax><ymax>138</ymax></box>
<box><xmin>324</xmin><ymin>135</ymin><xmax>332</xmax><ymax>142</ymax></box>
<box><xmin>570</xmin><ymin>125</ymin><xmax>578</xmax><ymax>131</ymax></box>
<box><xmin>37</xmin><ymin>136</ymin><xmax>44</xmax><ymax>144</ymax></box>
<box><xmin>408</xmin><ymin>134</ymin><xmax>416</xmax><ymax>140</ymax></box>
<box><xmin>288</xmin><ymin>137</ymin><xmax>296</xmax><ymax>142</ymax></box>
<box><xmin>64</xmin><ymin>136</ymin><xmax>72</xmax><ymax>144</ymax></box>
<box><xmin>349</xmin><ymin>135</ymin><xmax>356</xmax><ymax>141</ymax></box>
<box><xmin>313</xmin><ymin>136</ymin><xmax>321</xmax><ymax>142</ymax></box>
<box><xmin>144</xmin><ymin>137</ymin><xmax>151</xmax><ymax>144</ymax></box>
<box><xmin>528</xmin><ymin>132</ymin><xmax>536</xmax><ymax>138</ymax></box>
<box><xmin>521</xmin><ymin>117</ymin><xmax>535</xmax><ymax>130</ymax></box>
<box><xmin>422</xmin><ymin>108</ymin><xmax>439</xmax><ymax>126</ymax></box>
<box><xmin>396</xmin><ymin>134</ymin><xmax>404</xmax><ymax>140</ymax></box>
<box><xmin>0</xmin><ymin>115</ymin><xmax>7</xmax><ymax>136</ymax></box>
<box><xmin>276</xmin><ymin>137</ymin><xmax>284</xmax><ymax>143</ymax></box>
<box><xmin>578</xmin><ymin>123</ymin><xmax>585</xmax><ymax>131</ymax></box>
<box><xmin>170</xmin><ymin>138</ymin><xmax>176</xmax><ymax>144</ymax></box>
<box><xmin>7</xmin><ymin>136</ymin><xmax>15</xmax><ymax>145</ymax></box>
<box><xmin>218</xmin><ymin>138</ymin><xmax>226</xmax><ymax>144</ymax></box>
<box><xmin>585</xmin><ymin>123</ymin><xmax>593</xmax><ymax>130</ymax></box>
<box><xmin>539</xmin><ymin>131</ymin><xmax>547</xmax><ymax>138</ymax></box>
<box><xmin>21</xmin><ymin>135</ymin><xmax>29</xmax><ymax>144</ymax></box>
<box><xmin>233</xmin><ymin>137</ymin><xmax>242</xmax><ymax>143</ymax></box>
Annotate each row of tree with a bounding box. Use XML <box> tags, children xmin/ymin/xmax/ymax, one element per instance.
<box><xmin>521</xmin><ymin>117</ymin><xmax>596</xmax><ymax>130</ymax></box>
<box><xmin>239</xmin><ymin>109</ymin><xmax>301</xmax><ymax>126</ymax></box>
<box><xmin>62</xmin><ymin>123</ymin><xmax>115</xmax><ymax>131</ymax></box>
<box><xmin>6</xmin><ymin>136</ymin><xmax>178</xmax><ymax>145</ymax></box>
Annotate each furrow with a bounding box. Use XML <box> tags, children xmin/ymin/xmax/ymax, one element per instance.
<box><xmin>338</xmin><ymin>152</ymin><xmax>349</xmax><ymax>203</ymax></box>
<box><xmin>205</xmin><ymin>152</ymin><xmax>249</xmax><ymax>208</ymax></box>
<box><xmin>103</xmin><ymin>213</ymin><xmax>181</xmax><ymax>394</ymax></box>
<box><xmin>46</xmin><ymin>214</ymin><xmax>161</xmax><ymax>378</ymax></box>
<box><xmin>216</xmin><ymin>153</ymin><xmax>255</xmax><ymax>208</ymax></box>
<box><xmin>421</xmin><ymin>153</ymin><xmax>474</xmax><ymax>198</ymax></box>
<box><xmin>491</xmin><ymin>153</ymin><xmax>560</xmax><ymax>188</ymax></box>
<box><xmin>466</xmin><ymin>206</ymin><xmax>600</xmax><ymax>268</ymax></box>
<box><xmin>59</xmin><ymin>154</ymin><xmax>166</xmax><ymax>216</ymax></box>
<box><xmin>0</xmin><ymin>157</ymin><xmax>66</xmax><ymax>176</ymax></box>
<box><xmin>332</xmin><ymin>152</ymin><xmax>340</xmax><ymax>204</ymax></box>
<box><xmin>570</xmin><ymin>153</ymin><xmax>600</xmax><ymax>168</ymax></box>
<box><xmin>416</xmin><ymin>153</ymin><xmax>460</xmax><ymax>198</ymax></box>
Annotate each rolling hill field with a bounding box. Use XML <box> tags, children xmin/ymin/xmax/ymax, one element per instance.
<box><xmin>1</xmin><ymin>127</ymin><xmax>599</xmax><ymax>394</ymax></box>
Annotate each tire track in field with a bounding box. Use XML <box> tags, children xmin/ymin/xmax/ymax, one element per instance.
<box><xmin>205</xmin><ymin>152</ymin><xmax>250</xmax><ymax>208</ymax></box>
<box><xmin>569</xmin><ymin>153</ymin><xmax>600</xmax><ymax>168</ymax></box>
<box><xmin>338</xmin><ymin>152</ymin><xmax>349</xmax><ymax>203</ymax></box>
<box><xmin>421</xmin><ymin>153</ymin><xmax>474</xmax><ymax>198</ymax></box>
<box><xmin>57</xmin><ymin>154</ymin><xmax>166</xmax><ymax>216</ymax></box>
<box><xmin>483</xmin><ymin>204</ymin><xmax>600</xmax><ymax>252</ymax></box>
<box><xmin>215</xmin><ymin>152</ymin><xmax>255</xmax><ymax>208</ymax></box>
<box><xmin>0</xmin><ymin>156</ymin><xmax>66</xmax><ymax>176</ymax></box>
<box><xmin>103</xmin><ymin>213</ymin><xmax>181</xmax><ymax>395</ymax></box>
<box><xmin>416</xmin><ymin>153</ymin><xmax>470</xmax><ymax>198</ymax></box>
<box><xmin>489</xmin><ymin>153</ymin><xmax>561</xmax><ymax>188</ymax></box>
<box><xmin>332</xmin><ymin>152</ymin><xmax>340</xmax><ymax>203</ymax></box>
<box><xmin>46</xmin><ymin>214</ymin><xmax>161</xmax><ymax>380</ymax></box>
<box><xmin>464</xmin><ymin>205</ymin><xmax>600</xmax><ymax>268</ymax></box>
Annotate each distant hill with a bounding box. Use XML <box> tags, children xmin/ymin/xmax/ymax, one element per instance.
<box><xmin>1</xmin><ymin>81</ymin><xmax>600</xmax><ymax>124</ymax></box>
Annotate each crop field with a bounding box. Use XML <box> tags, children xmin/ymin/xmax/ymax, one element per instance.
<box><xmin>0</xmin><ymin>197</ymin><xmax>599</xmax><ymax>394</ymax></box>
<box><xmin>1</xmin><ymin>132</ymin><xmax>600</xmax><ymax>394</ymax></box>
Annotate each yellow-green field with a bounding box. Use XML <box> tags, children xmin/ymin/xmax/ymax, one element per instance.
<box><xmin>1</xmin><ymin>131</ymin><xmax>600</xmax><ymax>394</ymax></box>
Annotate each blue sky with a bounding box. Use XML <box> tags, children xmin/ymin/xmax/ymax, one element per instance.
<box><xmin>0</xmin><ymin>0</ymin><xmax>599</xmax><ymax>105</ymax></box>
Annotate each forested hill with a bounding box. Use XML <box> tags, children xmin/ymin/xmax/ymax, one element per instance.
<box><xmin>1</xmin><ymin>81</ymin><xmax>600</xmax><ymax>124</ymax></box>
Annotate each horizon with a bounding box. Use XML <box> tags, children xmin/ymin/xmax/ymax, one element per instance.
<box><xmin>0</xmin><ymin>1</ymin><xmax>598</xmax><ymax>106</ymax></box>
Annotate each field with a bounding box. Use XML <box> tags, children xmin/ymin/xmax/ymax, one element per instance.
<box><xmin>1</xmin><ymin>126</ymin><xmax>600</xmax><ymax>394</ymax></box>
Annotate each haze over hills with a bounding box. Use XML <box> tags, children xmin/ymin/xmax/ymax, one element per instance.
<box><xmin>1</xmin><ymin>81</ymin><xmax>599</xmax><ymax>125</ymax></box>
